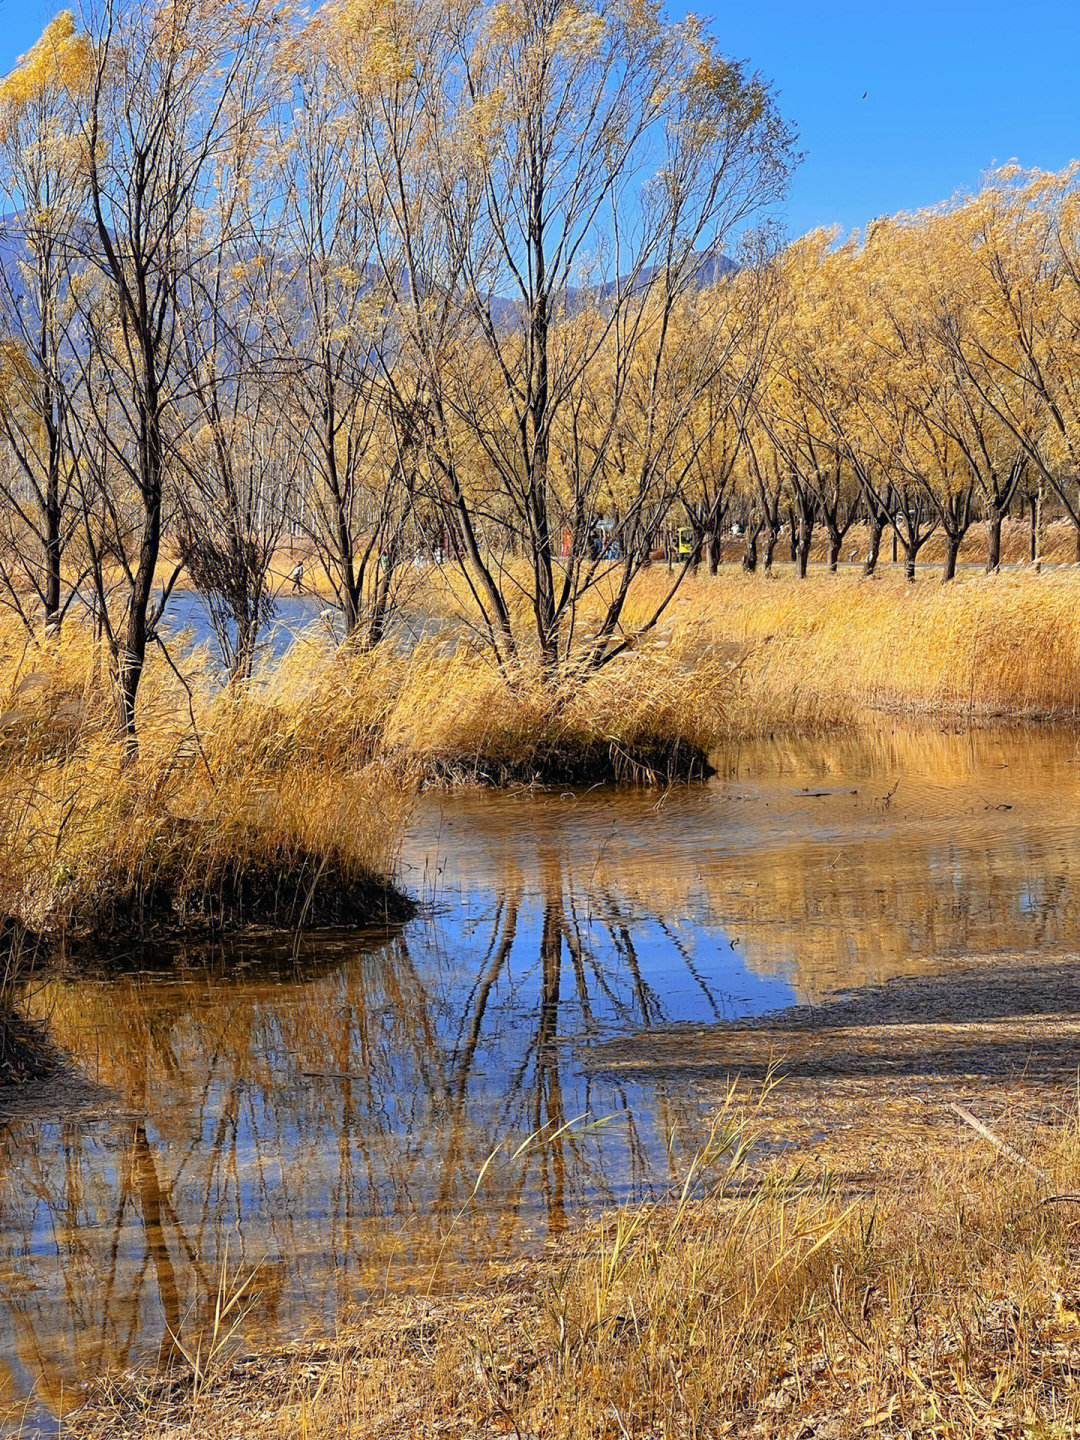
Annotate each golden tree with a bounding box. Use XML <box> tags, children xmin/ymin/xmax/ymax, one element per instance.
<box><xmin>64</xmin><ymin>0</ymin><xmax>280</xmax><ymax>741</ymax></box>
<box><xmin>934</xmin><ymin>167</ymin><xmax>1080</xmax><ymax>563</ymax></box>
<box><xmin>0</xmin><ymin>13</ymin><xmax>92</xmax><ymax>627</ymax></box>
<box><xmin>332</xmin><ymin>0</ymin><xmax>796</xmax><ymax>670</ymax></box>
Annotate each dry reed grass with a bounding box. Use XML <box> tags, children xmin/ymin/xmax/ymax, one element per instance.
<box><xmin>0</xmin><ymin>618</ymin><xmax>411</xmax><ymax>947</ymax></box>
<box><xmin>0</xmin><ymin>562</ymin><xmax>1074</xmax><ymax>946</ymax></box>
<box><xmin>181</xmin><ymin>613</ymin><xmax>740</xmax><ymax>787</ymax></box>
<box><xmin>67</xmin><ymin>1090</ymin><xmax>1080</xmax><ymax>1440</ymax></box>
<box><xmin>656</xmin><ymin>566</ymin><xmax>1080</xmax><ymax>723</ymax></box>
<box><xmin>372</xmin><ymin>564</ymin><xmax>1080</xmax><ymax>768</ymax></box>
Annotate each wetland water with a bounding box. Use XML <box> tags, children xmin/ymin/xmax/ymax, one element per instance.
<box><xmin>0</xmin><ymin>723</ymin><xmax>1077</xmax><ymax>1421</ymax></box>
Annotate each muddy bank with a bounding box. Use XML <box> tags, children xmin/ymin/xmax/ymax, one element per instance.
<box><xmin>591</xmin><ymin>948</ymin><xmax>1080</xmax><ymax>1076</ymax></box>
<box><xmin>587</xmin><ymin>949</ymin><xmax>1080</xmax><ymax>1174</ymax></box>
<box><xmin>65</xmin><ymin>989</ymin><xmax>1080</xmax><ymax>1440</ymax></box>
<box><xmin>60</xmin><ymin>859</ymin><xmax>417</xmax><ymax>942</ymax></box>
<box><xmin>423</xmin><ymin>735</ymin><xmax>714</xmax><ymax>787</ymax></box>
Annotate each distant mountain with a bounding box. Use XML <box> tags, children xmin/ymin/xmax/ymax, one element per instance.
<box><xmin>484</xmin><ymin>248</ymin><xmax>736</xmax><ymax>326</ymax></box>
<box><xmin>597</xmin><ymin>249</ymin><xmax>738</xmax><ymax>297</ymax></box>
<box><xmin>0</xmin><ymin>220</ymin><xmax>734</xmax><ymax>346</ymax></box>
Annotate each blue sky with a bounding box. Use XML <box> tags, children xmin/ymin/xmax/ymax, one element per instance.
<box><xmin>3</xmin><ymin>0</ymin><xmax>1078</xmax><ymax>240</ymax></box>
<box><xmin>703</xmin><ymin>0</ymin><xmax>1080</xmax><ymax>238</ymax></box>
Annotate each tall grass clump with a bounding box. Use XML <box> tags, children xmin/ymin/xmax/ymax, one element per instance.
<box><xmin>0</xmin><ymin>617</ymin><xmax>412</xmax><ymax>955</ymax></box>
<box><xmin>236</xmin><ymin>627</ymin><xmax>743</xmax><ymax>785</ymax></box>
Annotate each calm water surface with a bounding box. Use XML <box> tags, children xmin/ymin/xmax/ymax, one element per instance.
<box><xmin>0</xmin><ymin>723</ymin><xmax>1077</xmax><ymax>1421</ymax></box>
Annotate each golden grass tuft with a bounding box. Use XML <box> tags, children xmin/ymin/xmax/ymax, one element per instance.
<box><xmin>0</xmin><ymin>618</ymin><xmax>412</xmax><ymax>948</ymax></box>
<box><xmin>370</xmin><ymin>635</ymin><xmax>733</xmax><ymax>782</ymax></box>
<box><xmin>215</xmin><ymin>627</ymin><xmax>738</xmax><ymax>785</ymax></box>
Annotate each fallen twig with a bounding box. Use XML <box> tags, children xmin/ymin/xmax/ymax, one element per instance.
<box><xmin>949</xmin><ymin>1103</ymin><xmax>1049</xmax><ymax>1182</ymax></box>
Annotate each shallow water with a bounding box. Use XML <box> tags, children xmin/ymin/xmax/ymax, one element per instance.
<box><xmin>161</xmin><ymin>587</ymin><xmax>454</xmax><ymax>668</ymax></box>
<box><xmin>162</xmin><ymin>589</ymin><xmax>332</xmax><ymax>661</ymax></box>
<box><xmin>0</xmin><ymin>722</ymin><xmax>1077</xmax><ymax>1421</ymax></box>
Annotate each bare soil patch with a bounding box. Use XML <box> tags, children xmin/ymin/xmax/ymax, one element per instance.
<box><xmin>588</xmin><ymin>949</ymin><xmax>1080</xmax><ymax>1177</ymax></box>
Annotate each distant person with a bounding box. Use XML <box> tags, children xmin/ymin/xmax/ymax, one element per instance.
<box><xmin>290</xmin><ymin>560</ymin><xmax>304</xmax><ymax>593</ymax></box>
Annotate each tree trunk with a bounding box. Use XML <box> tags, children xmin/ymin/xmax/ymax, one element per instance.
<box><xmin>706</xmin><ymin>522</ymin><xmax>723</xmax><ymax>575</ymax></box>
<box><xmin>826</xmin><ymin>532</ymin><xmax>841</xmax><ymax>572</ymax></box>
<box><xmin>527</xmin><ymin>169</ymin><xmax>559</xmax><ymax>674</ymax></box>
<box><xmin>986</xmin><ymin>511</ymin><xmax>1003</xmax><ymax>572</ymax></box>
<box><xmin>44</xmin><ymin>439</ymin><xmax>62</xmax><ymax>626</ymax></box>
<box><xmin>864</xmin><ymin>519</ymin><xmax>884</xmax><ymax>576</ymax></box>
<box><xmin>367</xmin><ymin>554</ymin><xmax>396</xmax><ymax>649</ymax></box>
<box><xmin>903</xmin><ymin>544</ymin><xmax>916</xmax><ymax>582</ymax></box>
<box><xmin>233</xmin><ymin>613</ymin><xmax>259</xmax><ymax>684</ymax></box>
<box><xmin>44</xmin><ymin>498</ymin><xmax>62</xmax><ymax>626</ymax></box>
<box><xmin>942</xmin><ymin>534</ymin><xmax>961</xmax><ymax>582</ymax></box>
<box><xmin>763</xmin><ymin>528</ymin><xmax>778</xmax><ymax>572</ymax></box>
<box><xmin>795</xmin><ymin>510</ymin><xmax>813</xmax><ymax>578</ymax></box>
<box><xmin>117</xmin><ymin>399</ymin><xmax>164</xmax><ymax>749</ymax></box>
<box><xmin>118</xmin><ymin>497</ymin><xmax>161</xmax><ymax>746</ymax></box>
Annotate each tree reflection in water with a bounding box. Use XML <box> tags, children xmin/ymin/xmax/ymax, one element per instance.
<box><xmin>0</xmin><ymin>860</ymin><xmax>755</xmax><ymax>1417</ymax></box>
<box><xmin>0</xmin><ymin>722</ymin><xmax>1075</xmax><ymax>1419</ymax></box>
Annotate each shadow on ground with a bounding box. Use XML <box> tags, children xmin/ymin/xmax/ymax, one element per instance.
<box><xmin>587</xmin><ymin>950</ymin><xmax>1080</xmax><ymax>1083</ymax></box>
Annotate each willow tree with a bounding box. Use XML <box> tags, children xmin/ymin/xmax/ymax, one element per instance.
<box><xmin>864</xmin><ymin>209</ymin><xmax>1034</xmax><ymax>577</ymax></box>
<box><xmin>676</xmin><ymin>252</ymin><xmax>777</xmax><ymax>574</ymax></box>
<box><xmin>173</xmin><ymin>251</ymin><xmax>293</xmax><ymax>682</ymax></box>
<box><xmin>924</xmin><ymin>170</ymin><xmax>1077</xmax><ymax>562</ymax></box>
<box><xmin>264</xmin><ymin>15</ymin><xmax>422</xmax><ymax>647</ymax></box>
<box><xmin>66</xmin><ymin>0</ymin><xmax>279</xmax><ymax>742</ymax></box>
<box><xmin>0</xmin><ymin>13</ymin><xmax>92</xmax><ymax>629</ymax></box>
<box><xmin>757</xmin><ymin>232</ymin><xmax>865</xmax><ymax>577</ymax></box>
<box><xmin>331</xmin><ymin>0</ymin><xmax>795</xmax><ymax>670</ymax></box>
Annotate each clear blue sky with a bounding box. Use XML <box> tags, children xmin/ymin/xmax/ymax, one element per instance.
<box><xmin>700</xmin><ymin>0</ymin><xmax>1080</xmax><ymax>238</ymax></box>
<box><xmin>3</xmin><ymin>0</ymin><xmax>1079</xmax><ymax>240</ymax></box>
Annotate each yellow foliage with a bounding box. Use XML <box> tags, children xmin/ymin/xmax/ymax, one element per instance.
<box><xmin>321</xmin><ymin>0</ymin><xmax>420</xmax><ymax>94</ymax></box>
<box><xmin>0</xmin><ymin>12</ymin><xmax>92</xmax><ymax>116</ymax></box>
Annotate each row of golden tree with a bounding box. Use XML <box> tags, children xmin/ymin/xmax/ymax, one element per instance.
<box><xmin>0</xmin><ymin>0</ymin><xmax>1074</xmax><ymax>736</ymax></box>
